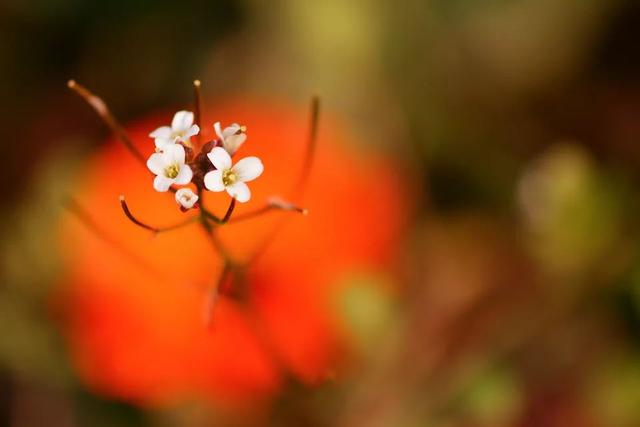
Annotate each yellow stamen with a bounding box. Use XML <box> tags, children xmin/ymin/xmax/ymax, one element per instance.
<box><xmin>222</xmin><ymin>169</ymin><xmax>238</xmax><ymax>186</ymax></box>
<box><xmin>165</xmin><ymin>164</ymin><xmax>180</xmax><ymax>179</ymax></box>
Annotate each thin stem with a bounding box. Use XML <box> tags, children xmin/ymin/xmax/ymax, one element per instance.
<box><xmin>68</xmin><ymin>80</ymin><xmax>180</xmax><ymax>194</ymax></box>
<box><xmin>67</xmin><ymin>80</ymin><xmax>146</xmax><ymax>166</ymax></box>
<box><xmin>195</xmin><ymin>187</ymin><xmax>220</xmax><ymax>224</ymax></box>
<box><xmin>247</xmin><ymin>96</ymin><xmax>320</xmax><ymax>264</ymax></box>
<box><xmin>201</xmin><ymin>208</ymin><xmax>221</xmax><ymax>223</ymax></box>
<box><xmin>119</xmin><ymin>195</ymin><xmax>197</xmax><ymax>234</ymax></box>
<box><xmin>119</xmin><ymin>196</ymin><xmax>156</xmax><ymax>232</ymax></box>
<box><xmin>229</xmin><ymin>198</ymin><xmax>308</xmax><ymax>223</ymax></box>
<box><xmin>294</xmin><ymin>95</ymin><xmax>320</xmax><ymax>199</ymax></box>
<box><xmin>195</xmin><ymin>187</ymin><xmax>224</xmax><ymax>224</ymax></box>
<box><xmin>193</xmin><ymin>79</ymin><xmax>203</xmax><ymax>148</ymax></box>
<box><xmin>199</xmin><ymin>197</ymin><xmax>236</xmax><ymax>224</ymax></box>
<box><xmin>221</xmin><ymin>198</ymin><xmax>236</xmax><ymax>223</ymax></box>
<box><xmin>231</xmin><ymin>205</ymin><xmax>271</xmax><ymax>222</ymax></box>
<box><xmin>199</xmin><ymin>215</ymin><xmax>233</xmax><ymax>262</ymax></box>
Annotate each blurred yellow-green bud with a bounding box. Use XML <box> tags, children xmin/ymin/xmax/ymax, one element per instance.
<box><xmin>518</xmin><ymin>143</ymin><xmax>623</xmax><ymax>280</ymax></box>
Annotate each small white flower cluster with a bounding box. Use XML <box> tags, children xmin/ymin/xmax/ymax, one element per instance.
<box><xmin>146</xmin><ymin>111</ymin><xmax>264</xmax><ymax>209</ymax></box>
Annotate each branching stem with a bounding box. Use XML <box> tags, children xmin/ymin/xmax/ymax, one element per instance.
<box><xmin>199</xmin><ymin>197</ymin><xmax>236</xmax><ymax>225</ymax></box>
<box><xmin>199</xmin><ymin>214</ymin><xmax>233</xmax><ymax>262</ymax></box>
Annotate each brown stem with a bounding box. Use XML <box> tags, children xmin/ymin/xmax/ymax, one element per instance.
<box><xmin>201</xmin><ymin>208</ymin><xmax>222</xmax><ymax>223</ymax></box>
<box><xmin>67</xmin><ymin>80</ymin><xmax>146</xmax><ymax>166</ymax></box>
<box><xmin>230</xmin><ymin>205</ymin><xmax>272</xmax><ymax>223</ymax></box>
<box><xmin>199</xmin><ymin>216</ymin><xmax>233</xmax><ymax>262</ymax></box>
<box><xmin>294</xmin><ymin>95</ymin><xmax>320</xmax><ymax>199</ymax></box>
<box><xmin>247</xmin><ymin>96</ymin><xmax>320</xmax><ymax>264</ymax></box>
<box><xmin>119</xmin><ymin>195</ymin><xmax>197</xmax><ymax>234</ymax></box>
<box><xmin>193</xmin><ymin>79</ymin><xmax>203</xmax><ymax>148</ymax></box>
<box><xmin>229</xmin><ymin>198</ymin><xmax>308</xmax><ymax>223</ymax></box>
<box><xmin>199</xmin><ymin>196</ymin><xmax>236</xmax><ymax>224</ymax></box>
<box><xmin>221</xmin><ymin>198</ymin><xmax>236</xmax><ymax>223</ymax></box>
<box><xmin>196</xmin><ymin>187</ymin><xmax>221</xmax><ymax>224</ymax></box>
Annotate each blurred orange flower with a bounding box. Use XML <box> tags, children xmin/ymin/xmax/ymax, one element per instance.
<box><xmin>56</xmin><ymin>98</ymin><xmax>408</xmax><ymax>407</ymax></box>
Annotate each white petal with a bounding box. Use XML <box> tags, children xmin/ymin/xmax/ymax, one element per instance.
<box><xmin>163</xmin><ymin>143</ymin><xmax>186</xmax><ymax>165</ymax></box>
<box><xmin>223</xmin><ymin>133</ymin><xmax>246</xmax><ymax>155</ymax></box>
<box><xmin>146</xmin><ymin>153</ymin><xmax>166</xmax><ymax>175</ymax></box>
<box><xmin>204</xmin><ymin>170</ymin><xmax>225</xmax><ymax>192</ymax></box>
<box><xmin>154</xmin><ymin>137</ymin><xmax>175</xmax><ymax>149</ymax></box>
<box><xmin>183</xmin><ymin>124</ymin><xmax>200</xmax><ymax>139</ymax></box>
<box><xmin>175</xmin><ymin>187</ymin><xmax>191</xmax><ymax>199</ymax></box>
<box><xmin>226</xmin><ymin>182</ymin><xmax>251</xmax><ymax>203</ymax></box>
<box><xmin>149</xmin><ymin>126</ymin><xmax>173</xmax><ymax>139</ymax></box>
<box><xmin>175</xmin><ymin>188</ymin><xmax>198</xmax><ymax>209</ymax></box>
<box><xmin>214</xmin><ymin>122</ymin><xmax>224</xmax><ymax>139</ymax></box>
<box><xmin>153</xmin><ymin>175</ymin><xmax>173</xmax><ymax>192</ymax></box>
<box><xmin>207</xmin><ymin>147</ymin><xmax>232</xmax><ymax>171</ymax></box>
<box><xmin>172</xmin><ymin>111</ymin><xmax>194</xmax><ymax>132</ymax></box>
<box><xmin>222</xmin><ymin>123</ymin><xmax>241</xmax><ymax>139</ymax></box>
<box><xmin>174</xmin><ymin>165</ymin><xmax>193</xmax><ymax>185</ymax></box>
<box><xmin>233</xmin><ymin>156</ymin><xmax>263</xmax><ymax>182</ymax></box>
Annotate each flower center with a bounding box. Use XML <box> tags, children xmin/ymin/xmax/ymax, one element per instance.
<box><xmin>165</xmin><ymin>164</ymin><xmax>180</xmax><ymax>179</ymax></box>
<box><xmin>222</xmin><ymin>169</ymin><xmax>238</xmax><ymax>186</ymax></box>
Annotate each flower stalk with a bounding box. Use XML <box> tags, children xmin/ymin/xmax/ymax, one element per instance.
<box><xmin>67</xmin><ymin>80</ymin><xmax>146</xmax><ymax>165</ymax></box>
<box><xmin>67</xmin><ymin>79</ymin><xmax>319</xmax><ymax>319</ymax></box>
<box><xmin>119</xmin><ymin>196</ymin><xmax>198</xmax><ymax>234</ymax></box>
<box><xmin>193</xmin><ymin>79</ymin><xmax>203</xmax><ymax>147</ymax></box>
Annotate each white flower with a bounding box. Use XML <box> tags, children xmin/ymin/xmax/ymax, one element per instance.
<box><xmin>214</xmin><ymin>122</ymin><xmax>247</xmax><ymax>155</ymax></box>
<box><xmin>204</xmin><ymin>147</ymin><xmax>263</xmax><ymax>203</ymax></box>
<box><xmin>146</xmin><ymin>144</ymin><xmax>193</xmax><ymax>192</ymax></box>
<box><xmin>149</xmin><ymin>111</ymin><xmax>200</xmax><ymax>149</ymax></box>
<box><xmin>175</xmin><ymin>188</ymin><xmax>199</xmax><ymax>209</ymax></box>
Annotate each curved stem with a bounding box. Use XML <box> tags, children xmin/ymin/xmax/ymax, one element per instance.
<box><xmin>229</xmin><ymin>198</ymin><xmax>307</xmax><ymax>223</ymax></box>
<box><xmin>67</xmin><ymin>80</ymin><xmax>177</xmax><ymax>197</ymax></box>
<box><xmin>199</xmin><ymin>214</ymin><xmax>233</xmax><ymax>262</ymax></box>
<box><xmin>199</xmin><ymin>197</ymin><xmax>236</xmax><ymax>225</ymax></box>
<box><xmin>221</xmin><ymin>198</ymin><xmax>236</xmax><ymax>223</ymax></box>
<box><xmin>230</xmin><ymin>204</ymin><xmax>271</xmax><ymax>222</ymax></box>
<box><xmin>68</xmin><ymin>80</ymin><xmax>181</xmax><ymax>195</ymax></box>
<box><xmin>119</xmin><ymin>196</ymin><xmax>197</xmax><ymax>234</ymax></box>
<box><xmin>68</xmin><ymin>80</ymin><xmax>146</xmax><ymax>166</ymax></box>
<box><xmin>294</xmin><ymin>95</ymin><xmax>320</xmax><ymax>199</ymax></box>
<box><xmin>247</xmin><ymin>96</ymin><xmax>320</xmax><ymax>264</ymax></box>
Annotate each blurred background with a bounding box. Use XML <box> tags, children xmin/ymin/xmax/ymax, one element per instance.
<box><xmin>4</xmin><ymin>0</ymin><xmax>640</xmax><ymax>426</ymax></box>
